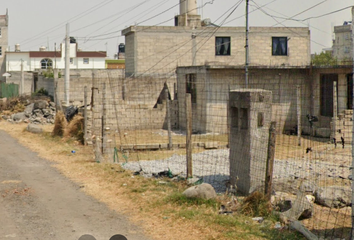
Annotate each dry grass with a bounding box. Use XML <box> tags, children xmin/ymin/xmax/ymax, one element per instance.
<box><xmin>52</xmin><ymin>111</ymin><xmax>67</xmax><ymax>137</ymax></box>
<box><xmin>64</xmin><ymin>114</ymin><xmax>84</xmax><ymax>144</ymax></box>
<box><xmin>0</xmin><ymin>122</ymin><xmax>306</xmax><ymax>240</ymax></box>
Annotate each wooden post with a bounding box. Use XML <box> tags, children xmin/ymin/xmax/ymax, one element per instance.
<box><xmin>265</xmin><ymin>121</ymin><xmax>276</xmax><ymax>200</ymax></box>
<box><xmin>297</xmin><ymin>85</ymin><xmax>301</xmax><ymax>146</ymax></box>
<box><xmin>332</xmin><ymin>81</ymin><xmax>338</xmax><ymax>140</ymax></box>
<box><xmin>84</xmin><ymin>86</ymin><xmax>87</xmax><ymax>146</ymax></box>
<box><xmin>102</xmin><ymin>83</ymin><xmax>106</xmax><ymax>156</ymax></box>
<box><xmin>186</xmin><ymin>93</ymin><xmax>193</xmax><ymax>178</ymax></box>
<box><xmin>166</xmin><ymin>89</ymin><xmax>172</xmax><ymax>149</ymax></box>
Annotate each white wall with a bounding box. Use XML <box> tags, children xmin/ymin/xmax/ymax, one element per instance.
<box><xmin>6</xmin><ymin>53</ymin><xmax>105</xmax><ymax>71</ymax></box>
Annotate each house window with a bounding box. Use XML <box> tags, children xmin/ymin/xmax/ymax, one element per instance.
<box><xmin>0</xmin><ymin>46</ymin><xmax>2</xmax><ymax>56</ymax></box>
<box><xmin>186</xmin><ymin>74</ymin><xmax>197</xmax><ymax>103</ymax></box>
<box><xmin>70</xmin><ymin>58</ymin><xmax>73</xmax><ymax>64</ymax></box>
<box><xmin>40</xmin><ymin>58</ymin><xmax>53</xmax><ymax>69</ymax></box>
<box><xmin>215</xmin><ymin>37</ymin><xmax>231</xmax><ymax>56</ymax></box>
<box><xmin>272</xmin><ymin>37</ymin><xmax>288</xmax><ymax>56</ymax></box>
<box><xmin>0</xmin><ymin>28</ymin><xmax>2</xmax><ymax>37</ymax></box>
<box><xmin>83</xmin><ymin>58</ymin><xmax>89</xmax><ymax>64</ymax></box>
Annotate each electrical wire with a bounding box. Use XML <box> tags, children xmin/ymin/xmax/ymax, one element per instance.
<box><xmin>20</xmin><ymin>0</ymin><xmax>114</xmax><ymax>46</ymax></box>
<box><xmin>251</xmin><ymin>0</ymin><xmax>327</xmax><ymax>48</ymax></box>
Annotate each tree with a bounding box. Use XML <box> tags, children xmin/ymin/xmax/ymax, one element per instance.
<box><xmin>311</xmin><ymin>52</ymin><xmax>338</xmax><ymax>66</ymax></box>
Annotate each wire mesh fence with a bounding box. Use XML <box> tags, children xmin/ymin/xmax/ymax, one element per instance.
<box><xmin>87</xmin><ymin>68</ymin><xmax>353</xmax><ymax>239</ymax></box>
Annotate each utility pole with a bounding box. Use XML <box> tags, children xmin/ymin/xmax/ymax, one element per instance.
<box><xmin>351</xmin><ymin>6</ymin><xmax>354</xmax><ymax>240</ymax></box>
<box><xmin>245</xmin><ymin>0</ymin><xmax>249</xmax><ymax>88</ymax></box>
<box><xmin>54</xmin><ymin>43</ymin><xmax>57</xmax><ymax>70</ymax></box>
<box><xmin>65</xmin><ymin>23</ymin><xmax>70</xmax><ymax>105</ymax></box>
<box><xmin>20</xmin><ymin>59</ymin><xmax>24</xmax><ymax>95</ymax></box>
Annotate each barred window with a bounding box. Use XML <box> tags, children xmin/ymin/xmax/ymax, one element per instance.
<box><xmin>272</xmin><ymin>37</ymin><xmax>288</xmax><ymax>56</ymax></box>
<box><xmin>215</xmin><ymin>37</ymin><xmax>231</xmax><ymax>56</ymax></box>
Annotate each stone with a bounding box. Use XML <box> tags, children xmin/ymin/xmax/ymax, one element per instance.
<box><xmin>182</xmin><ymin>183</ymin><xmax>217</xmax><ymax>200</ymax></box>
<box><xmin>24</xmin><ymin>103</ymin><xmax>34</xmax><ymax>114</ymax></box>
<box><xmin>315</xmin><ymin>186</ymin><xmax>351</xmax><ymax>208</ymax></box>
<box><xmin>33</xmin><ymin>100</ymin><xmax>48</xmax><ymax>110</ymax></box>
<box><xmin>12</xmin><ymin>112</ymin><xmax>26</xmax><ymax>121</ymax></box>
<box><xmin>49</xmin><ymin>102</ymin><xmax>56</xmax><ymax>108</ymax></box>
<box><xmin>26</xmin><ymin>124</ymin><xmax>43</xmax><ymax>134</ymax></box>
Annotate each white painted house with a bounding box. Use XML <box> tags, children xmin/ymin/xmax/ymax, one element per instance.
<box><xmin>6</xmin><ymin>41</ymin><xmax>106</xmax><ymax>72</ymax></box>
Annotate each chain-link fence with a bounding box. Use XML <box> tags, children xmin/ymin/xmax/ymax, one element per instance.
<box><xmin>84</xmin><ymin>67</ymin><xmax>353</xmax><ymax>239</ymax></box>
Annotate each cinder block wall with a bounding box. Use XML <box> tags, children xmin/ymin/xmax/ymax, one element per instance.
<box><xmin>6</xmin><ymin>72</ymin><xmax>33</xmax><ymax>95</ymax></box>
<box><xmin>124</xmin><ymin>26</ymin><xmax>310</xmax><ymax>76</ymax></box>
<box><xmin>177</xmin><ymin>66</ymin><xmax>311</xmax><ymax>134</ymax></box>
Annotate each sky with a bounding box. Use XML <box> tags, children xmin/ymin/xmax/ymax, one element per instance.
<box><xmin>1</xmin><ymin>0</ymin><xmax>353</xmax><ymax>58</ymax></box>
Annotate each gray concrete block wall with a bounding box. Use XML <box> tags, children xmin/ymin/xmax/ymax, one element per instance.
<box><xmin>6</xmin><ymin>72</ymin><xmax>33</xmax><ymax>95</ymax></box>
<box><xmin>123</xmin><ymin>26</ymin><xmax>310</xmax><ymax>76</ymax></box>
<box><xmin>177</xmin><ymin>66</ymin><xmax>311</xmax><ymax>134</ymax></box>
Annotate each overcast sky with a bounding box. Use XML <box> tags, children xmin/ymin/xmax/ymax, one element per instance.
<box><xmin>1</xmin><ymin>0</ymin><xmax>353</xmax><ymax>58</ymax></box>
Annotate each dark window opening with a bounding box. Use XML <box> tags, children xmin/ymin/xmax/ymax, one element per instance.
<box><xmin>186</xmin><ymin>74</ymin><xmax>197</xmax><ymax>103</ymax></box>
<box><xmin>320</xmin><ymin>74</ymin><xmax>338</xmax><ymax>117</ymax></box>
<box><xmin>347</xmin><ymin>74</ymin><xmax>353</xmax><ymax>109</ymax></box>
<box><xmin>272</xmin><ymin>37</ymin><xmax>288</xmax><ymax>56</ymax></box>
<box><xmin>215</xmin><ymin>37</ymin><xmax>231</xmax><ymax>56</ymax></box>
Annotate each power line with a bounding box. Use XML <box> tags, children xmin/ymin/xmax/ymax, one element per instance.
<box><xmin>300</xmin><ymin>5</ymin><xmax>353</xmax><ymax>22</ymax></box>
<box><xmin>134</xmin><ymin>0</ymin><xmax>243</xmax><ymax>76</ymax></box>
<box><xmin>20</xmin><ymin>0</ymin><xmax>114</xmax><ymax>46</ymax></box>
<box><xmin>271</xmin><ymin>0</ymin><xmax>328</xmax><ymax>26</ymax></box>
<box><xmin>251</xmin><ymin>0</ymin><xmax>327</xmax><ymax>48</ymax></box>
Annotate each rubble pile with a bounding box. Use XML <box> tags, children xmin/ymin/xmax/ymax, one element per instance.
<box><xmin>2</xmin><ymin>100</ymin><xmax>56</xmax><ymax>124</ymax></box>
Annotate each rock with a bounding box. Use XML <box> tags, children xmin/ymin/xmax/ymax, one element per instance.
<box><xmin>42</xmin><ymin>109</ymin><xmax>51</xmax><ymax>117</ymax></box>
<box><xmin>33</xmin><ymin>100</ymin><xmax>48</xmax><ymax>110</ymax></box>
<box><xmin>24</xmin><ymin>103</ymin><xmax>34</xmax><ymax>114</ymax></box>
<box><xmin>272</xmin><ymin>192</ymin><xmax>296</xmax><ymax>212</ymax></box>
<box><xmin>26</xmin><ymin>124</ymin><xmax>43</xmax><ymax>134</ymax></box>
<box><xmin>315</xmin><ymin>186</ymin><xmax>351</xmax><ymax>208</ymax></box>
<box><xmin>12</xmin><ymin>112</ymin><xmax>26</xmax><ymax>121</ymax></box>
<box><xmin>183</xmin><ymin>183</ymin><xmax>217</xmax><ymax>200</ymax></box>
<box><xmin>274</xmin><ymin>222</ymin><xmax>282</xmax><ymax>229</ymax></box>
<box><xmin>33</xmin><ymin>109</ymin><xmax>44</xmax><ymax>117</ymax></box>
<box><xmin>49</xmin><ymin>102</ymin><xmax>56</xmax><ymax>108</ymax></box>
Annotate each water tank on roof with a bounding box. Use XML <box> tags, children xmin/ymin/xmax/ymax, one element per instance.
<box><xmin>39</xmin><ymin>46</ymin><xmax>46</xmax><ymax>51</ymax></box>
<box><xmin>70</xmin><ymin>37</ymin><xmax>76</xmax><ymax>44</ymax></box>
<box><xmin>118</xmin><ymin>43</ymin><xmax>125</xmax><ymax>53</ymax></box>
<box><xmin>15</xmin><ymin>44</ymin><xmax>20</xmax><ymax>52</ymax></box>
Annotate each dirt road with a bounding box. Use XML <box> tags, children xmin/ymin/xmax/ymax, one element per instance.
<box><xmin>0</xmin><ymin>130</ymin><xmax>151</xmax><ymax>240</ymax></box>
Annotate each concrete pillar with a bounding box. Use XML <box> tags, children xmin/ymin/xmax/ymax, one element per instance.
<box><xmin>229</xmin><ymin>89</ymin><xmax>272</xmax><ymax>194</ymax></box>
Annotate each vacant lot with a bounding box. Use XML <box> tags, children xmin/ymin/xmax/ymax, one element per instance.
<box><xmin>0</xmin><ymin>121</ymin><xmax>307</xmax><ymax>240</ymax></box>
